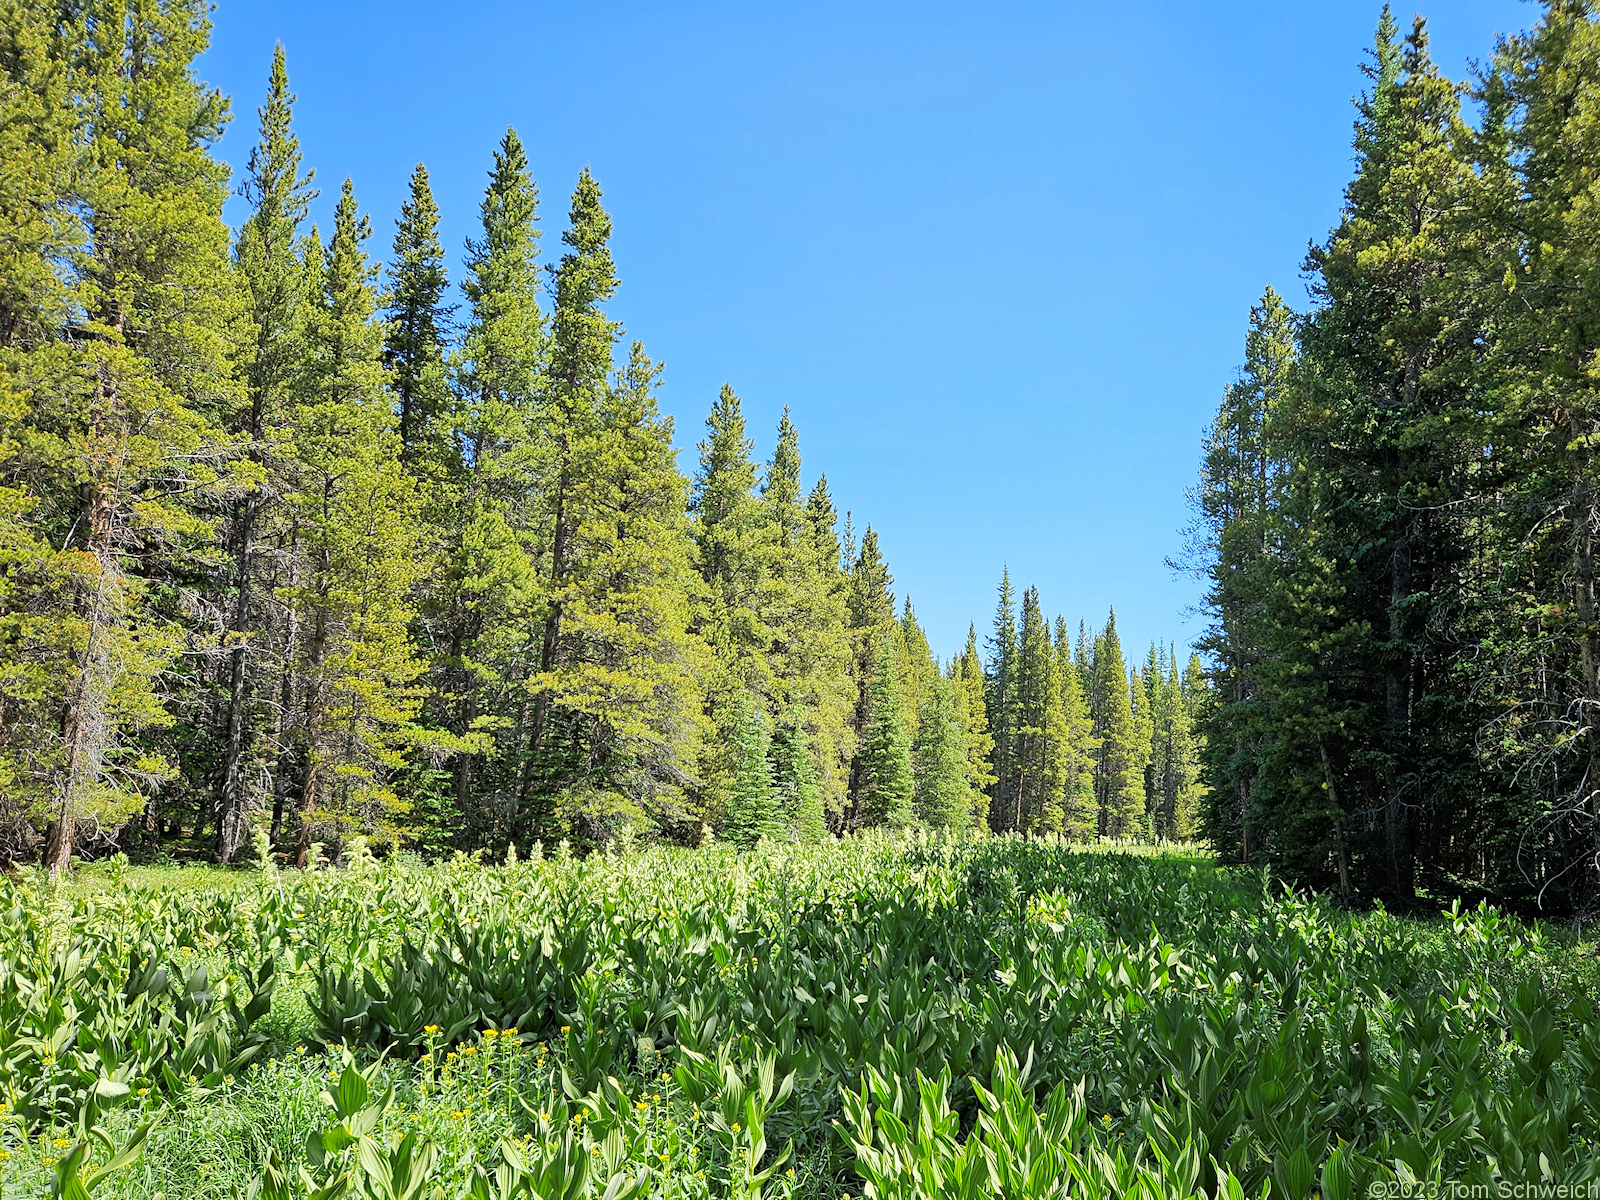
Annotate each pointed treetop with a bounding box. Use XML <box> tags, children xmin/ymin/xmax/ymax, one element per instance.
<box><xmin>763</xmin><ymin>406</ymin><xmax>802</xmax><ymax>508</ymax></box>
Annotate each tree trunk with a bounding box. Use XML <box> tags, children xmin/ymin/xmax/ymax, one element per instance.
<box><xmin>526</xmin><ymin>474</ymin><xmax>570</xmax><ymax>775</ymax></box>
<box><xmin>1385</xmin><ymin>526</ymin><xmax>1415</xmax><ymax>901</ymax></box>
<box><xmin>52</xmin><ymin>398</ymin><xmax>121</xmax><ymax>877</ymax></box>
<box><xmin>216</xmin><ymin>493</ymin><xmax>258</xmax><ymax>863</ymax></box>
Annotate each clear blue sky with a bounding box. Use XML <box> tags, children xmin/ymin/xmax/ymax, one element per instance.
<box><xmin>201</xmin><ymin>0</ymin><xmax>1526</xmax><ymax>661</ymax></box>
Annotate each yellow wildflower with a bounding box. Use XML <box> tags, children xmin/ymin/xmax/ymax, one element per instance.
<box><xmin>424</xmin><ymin>1025</ymin><xmax>440</xmax><ymax>1035</ymax></box>
<box><xmin>658</xmin><ymin>1153</ymin><xmax>669</xmax><ymax>1164</ymax></box>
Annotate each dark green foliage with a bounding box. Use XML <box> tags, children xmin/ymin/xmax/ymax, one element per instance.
<box><xmin>1193</xmin><ymin>3</ymin><xmax>1600</xmax><ymax>911</ymax></box>
<box><xmin>857</xmin><ymin>638</ymin><xmax>915</xmax><ymax>829</ymax></box>
<box><xmin>913</xmin><ymin>675</ymin><xmax>970</xmax><ymax>830</ymax></box>
<box><xmin>721</xmin><ymin>691</ymin><xmax>773</xmax><ymax>849</ymax></box>
<box><xmin>385</xmin><ymin>162</ymin><xmax>453</xmax><ymax>470</ymax></box>
<box><xmin>771</xmin><ymin>708</ymin><xmax>827</xmax><ymax>842</ymax></box>
<box><xmin>0</xmin><ymin>0</ymin><xmax>1197</xmax><ymax>867</ymax></box>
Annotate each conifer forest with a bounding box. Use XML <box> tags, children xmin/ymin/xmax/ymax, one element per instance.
<box><xmin>7</xmin><ymin>2</ymin><xmax>1600</xmax><ymax>1198</ymax></box>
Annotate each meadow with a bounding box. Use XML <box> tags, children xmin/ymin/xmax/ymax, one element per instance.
<box><xmin>1</xmin><ymin>835</ymin><xmax>1597</xmax><ymax>1200</ymax></box>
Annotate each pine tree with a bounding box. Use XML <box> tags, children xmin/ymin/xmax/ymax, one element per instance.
<box><xmin>215</xmin><ymin>43</ymin><xmax>317</xmax><ymax>863</ymax></box>
<box><xmin>385</xmin><ymin>162</ymin><xmax>453</xmax><ymax>471</ymax></box>
<box><xmin>286</xmin><ymin>179</ymin><xmax>427</xmax><ymax>863</ymax></box>
<box><xmin>844</xmin><ymin>525</ymin><xmax>896</xmax><ymax>819</ymax></box>
<box><xmin>1010</xmin><ymin>587</ymin><xmax>1062</xmax><ymax>832</ymax></box>
<box><xmin>434</xmin><ymin>128</ymin><xmax>543</xmax><ymax>838</ymax></box>
<box><xmin>9</xmin><ymin>0</ymin><xmax>236</xmax><ymax>872</ymax></box>
<box><xmin>540</xmin><ymin>341</ymin><xmax>705</xmax><ymax>838</ymax></box>
<box><xmin>953</xmin><ymin>625</ymin><xmax>996</xmax><ymax>828</ymax></box>
<box><xmin>857</xmin><ymin>635</ymin><xmax>915</xmax><ymax>829</ymax></box>
<box><xmin>758</xmin><ymin>415</ymin><xmax>854</xmax><ymax>827</ymax></box>
<box><xmin>692</xmin><ymin>384</ymin><xmax>768</xmax><ymax>683</ymax></box>
<box><xmin>1053</xmin><ymin>618</ymin><xmax>1097</xmax><ymax>838</ymax></box>
<box><xmin>984</xmin><ymin>570</ymin><xmax>1019</xmax><ymax>831</ymax></box>
<box><xmin>524</xmin><ymin>167</ymin><xmax>621</xmax><ymax>820</ymax></box>
<box><xmin>914</xmin><ymin>674</ymin><xmax>971</xmax><ymax>830</ymax></box>
<box><xmin>801</xmin><ymin>474</ymin><xmax>856</xmax><ymax>820</ymax></box>
<box><xmin>721</xmin><ymin>690</ymin><xmax>772</xmax><ymax>849</ymax></box>
<box><xmin>897</xmin><ymin>598</ymin><xmax>938</xmax><ymax>745</ymax></box>
<box><xmin>771</xmin><ymin>708</ymin><xmax>826</xmax><ymax>842</ymax></box>
<box><xmin>1091</xmin><ymin>612</ymin><xmax>1145</xmax><ymax>839</ymax></box>
<box><xmin>1187</xmin><ymin>286</ymin><xmax>1295</xmax><ymax>865</ymax></box>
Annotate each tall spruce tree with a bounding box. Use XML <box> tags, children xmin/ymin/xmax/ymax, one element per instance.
<box><xmin>913</xmin><ymin>674</ymin><xmax>971</xmax><ymax>830</ymax></box>
<box><xmin>1011</xmin><ymin>586</ymin><xmax>1064</xmax><ymax>833</ymax></box>
<box><xmin>758</xmin><ymin>411</ymin><xmax>853</xmax><ymax>825</ymax></box>
<box><xmin>953</xmin><ymin>625</ymin><xmax>996</xmax><ymax>828</ymax></box>
<box><xmin>857</xmin><ymin>635</ymin><xmax>915</xmax><ymax>829</ymax></box>
<box><xmin>16</xmin><ymin>0</ymin><xmax>236</xmax><ymax>872</ymax></box>
<box><xmin>215</xmin><ymin>44</ymin><xmax>316</xmax><ymax>862</ymax></box>
<box><xmin>1187</xmin><ymin>287</ymin><xmax>1295</xmax><ymax>865</ymax></box>
<box><xmin>539</xmin><ymin>341</ymin><xmax>705</xmax><ymax>838</ymax></box>
<box><xmin>285</xmin><ymin>180</ymin><xmax>427</xmax><ymax>864</ymax></box>
<box><xmin>385</xmin><ymin>162</ymin><xmax>453</xmax><ymax>471</ymax></box>
<box><xmin>524</xmin><ymin>167</ymin><xmax>622</xmax><ymax>818</ymax></box>
<box><xmin>721</xmin><ymin>690</ymin><xmax>772</xmax><ymax>849</ymax></box>
<box><xmin>435</xmin><ymin>128</ymin><xmax>543</xmax><ymax>840</ymax></box>
<box><xmin>771</xmin><ymin>708</ymin><xmax>826</xmax><ymax>842</ymax></box>
<box><xmin>984</xmin><ymin>570</ymin><xmax>1019</xmax><ymax>831</ymax></box>
<box><xmin>1091</xmin><ymin>612</ymin><xmax>1145</xmax><ymax>838</ymax></box>
<box><xmin>1054</xmin><ymin>616</ymin><xmax>1097</xmax><ymax>838</ymax></box>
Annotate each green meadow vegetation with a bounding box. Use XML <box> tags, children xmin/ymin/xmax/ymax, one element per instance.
<box><xmin>2</xmin><ymin>837</ymin><xmax>1599</xmax><ymax>1200</ymax></box>
<box><xmin>14</xmin><ymin>0</ymin><xmax>1600</xmax><ymax>1196</ymax></box>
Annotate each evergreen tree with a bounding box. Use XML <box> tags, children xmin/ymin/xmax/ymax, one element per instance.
<box><xmin>7</xmin><ymin>0</ymin><xmax>236</xmax><ymax>872</ymax></box>
<box><xmin>896</xmin><ymin>598</ymin><xmax>939</xmax><ymax>745</ymax></box>
<box><xmin>285</xmin><ymin>179</ymin><xmax>427</xmax><ymax>864</ymax></box>
<box><xmin>1054</xmin><ymin>616</ymin><xmax>1097</xmax><ymax>837</ymax></box>
<box><xmin>1011</xmin><ymin>586</ymin><xmax>1064</xmax><ymax>833</ymax></box>
<box><xmin>801</xmin><ymin>474</ymin><xmax>856</xmax><ymax>819</ymax></box>
<box><xmin>857</xmin><ymin>635</ymin><xmax>915</xmax><ymax>829</ymax></box>
<box><xmin>759</xmin><ymin>412</ymin><xmax>853</xmax><ymax>821</ymax></box>
<box><xmin>215</xmin><ymin>44</ymin><xmax>317</xmax><ymax>862</ymax></box>
<box><xmin>953</xmin><ymin>625</ymin><xmax>996</xmax><ymax>828</ymax></box>
<box><xmin>1091</xmin><ymin>612</ymin><xmax>1145</xmax><ymax>838</ymax></box>
<box><xmin>434</xmin><ymin>128</ymin><xmax>543</xmax><ymax>841</ymax></box>
<box><xmin>1185</xmin><ymin>286</ymin><xmax>1295</xmax><ymax>864</ymax></box>
<box><xmin>771</xmin><ymin>708</ymin><xmax>826</xmax><ymax>842</ymax></box>
<box><xmin>385</xmin><ymin>162</ymin><xmax>453</xmax><ymax>471</ymax></box>
<box><xmin>913</xmin><ymin>674</ymin><xmax>970</xmax><ymax>830</ymax></box>
<box><xmin>720</xmin><ymin>690</ymin><xmax>772</xmax><ymax>849</ymax></box>
<box><xmin>541</xmin><ymin>341</ymin><xmax>705</xmax><ymax>838</ymax></box>
<box><xmin>984</xmin><ymin>570</ymin><xmax>1019</xmax><ymax>831</ymax></box>
<box><xmin>524</xmin><ymin>167</ymin><xmax>621</xmax><ymax>822</ymax></box>
<box><xmin>692</xmin><ymin>384</ymin><xmax>768</xmax><ymax>684</ymax></box>
<box><xmin>845</xmin><ymin>525</ymin><xmax>896</xmax><ymax>820</ymax></box>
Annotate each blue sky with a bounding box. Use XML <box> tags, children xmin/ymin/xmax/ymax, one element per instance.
<box><xmin>201</xmin><ymin>0</ymin><xmax>1527</xmax><ymax>661</ymax></box>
